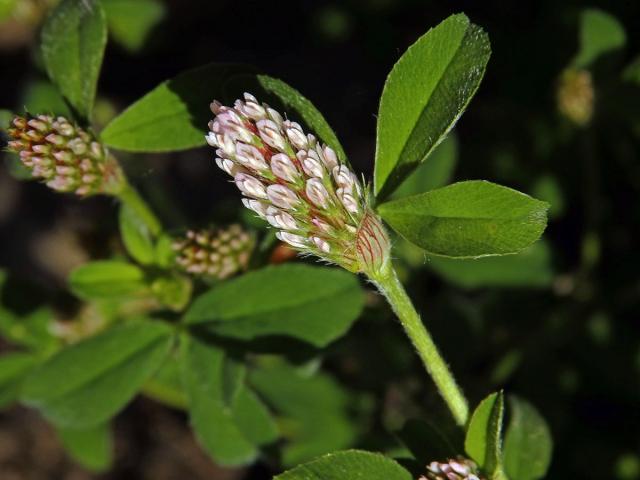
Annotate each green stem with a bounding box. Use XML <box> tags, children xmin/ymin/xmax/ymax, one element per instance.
<box><xmin>371</xmin><ymin>262</ymin><xmax>469</xmax><ymax>426</ymax></box>
<box><xmin>117</xmin><ymin>181</ymin><xmax>162</xmax><ymax>236</ymax></box>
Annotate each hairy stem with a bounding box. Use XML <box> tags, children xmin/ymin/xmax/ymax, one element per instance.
<box><xmin>371</xmin><ymin>262</ymin><xmax>469</xmax><ymax>426</ymax></box>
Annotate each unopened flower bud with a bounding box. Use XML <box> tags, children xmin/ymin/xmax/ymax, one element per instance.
<box><xmin>173</xmin><ymin>225</ymin><xmax>255</xmax><ymax>279</ymax></box>
<box><xmin>266</xmin><ymin>207</ymin><xmax>299</xmax><ymax>230</ymax></box>
<box><xmin>5</xmin><ymin>114</ymin><xmax>124</xmax><ymax>196</ymax></box>
<box><xmin>284</xmin><ymin>120</ymin><xmax>309</xmax><ymax>150</ymax></box>
<box><xmin>236</xmin><ymin>143</ymin><xmax>268</xmax><ymax>171</ymax></box>
<box><xmin>235</xmin><ymin>173</ymin><xmax>268</xmax><ymax>199</ymax></box>
<box><xmin>276</xmin><ymin>231</ymin><xmax>308</xmax><ymax>249</ymax></box>
<box><xmin>267</xmin><ymin>184</ymin><xmax>300</xmax><ymax>210</ymax></box>
<box><xmin>207</xmin><ymin>93</ymin><xmax>391</xmax><ymax>275</ymax></box>
<box><xmin>237</xmin><ymin>93</ymin><xmax>267</xmax><ymax>120</ymax></box>
<box><xmin>257</xmin><ymin>119</ymin><xmax>288</xmax><ymax>151</ymax></box>
<box><xmin>271</xmin><ymin>153</ymin><xmax>300</xmax><ymax>182</ymax></box>
<box><xmin>299</xmin><ymin>150</ymin><xmax>325</xmax><ymax>178</ymax></box>
<box><xmin>305</xmin><ymin>178</ymin><xmax>330</xmax><ymax>208</ymax></box>
<box><xmin>216</xmin><ymin>157</ymin><xmax>240</xmax><ymax>176</ymax></box>
<box><xmin>242</xmin><ymin>198</ymin><xmax>269</xmax><ymax>218</ymax></box>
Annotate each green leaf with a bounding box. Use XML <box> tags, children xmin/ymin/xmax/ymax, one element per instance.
<box><xmin>0</xmin><ymin>306</ymin><xmax>57</xmax><ymax>351</ymax></box>
<box><xmin>101</xmin><ymin>63</ymin><xmax>253</xmax><ymax>151</ymax></box>
<box><xmin>22</xmin><ymin>80</ymin><xmax>73</xmax><ymax>118</ymax></box>
<box><xmin>503</xmin><ymin>396</ymin><xmax>553</xmax><ymax>480</ymax></box>
<box><xmin>232</xmin><ymin>385</ymin><xmax>279</xmax><ymax>447</ymax></box>
<box><xmin>142</xmin><ymin>351</ymin><xmax>188</xmax><ymax>410</ymax></box>
<box><xmin>391</xmin><ymin>133</ymin><xmax>458</xmax><ymax>200</ymax></box>
<box><xmin>101</xmin><ymin>64</ymin><xmax>346</xmax><ymax>156</ymax></box>
<box><xmin>21</xmin><ymin>321</ymin><xmax>172</xmax><ymax>428</ymax></box>
<box><xmin>0</xmin><ymin>352</ymin><xmax>37</xmax><ymax>408</ymax></box>
<box><xmin>378</xmin><ymin>181</ymin><xmax>549</xmax><ymax>258</ymax></box>
<box><xmin>119</xmin><ymin>204</ymin><xmax>155</xmax><ymax>265</ymax></box>
<box><xmin>101</xmin><ymin>0</ymin><xmax>165</xmax><ymax>52</ymax></box>
<box><xmin>69</xmin><ymin>260</ymin><xmax>147</xmax><ymax>300</ymax></box>
<box><xmin>465</xmin><ymin>392</ymin><xmax>505</xmax><ymax>475</ymax></box>
<box><xmin>251</xmin><ymin>75</ymin><xmax>347</xmax><ymax>162</ymax></box>
<box><xmin>57</xmin><ymin>423</ymin><xmax>113</xmax><ymax>472</ymax></box>
<box><xmin>184</xmin><ymin>264</ymin><xmax>363</xmax><ymax>347</ymax></box>
<box><xmin>374</xmin><ymin>14</ymin><xmax>490</xmax><ymax>200</ymax></box>
<box><xmin>425</xmin><ymin>241</ymin><xmax>553</xmax><ymax>288</ymax></box>
<box><xmin>573</xmin><ymin>9</ymin><xmax>626</xmax><ymax>68</ymax></box>
<box><xmin>41</xmin><ymin>0</ymin><xmax>107</xmax><ymax>121</ymax></box>
<box><xmin>250</xmin><ymin>364</ymin><xmax>357</xmax><ymax>466</ymax></box>
<box><xmin>182</xmin><ymin>336</ymin><xmax>266</xmax><ymax>465</ymax></box>
<box><xmin>275</xmin><ymin>450</ymin><xmax>412</xmax><ymax>480</ymax></box>
<box><xmin>154</xmin><ymin>233</ymin><xmax>177</xmax><ymax>268</ymax></box>
<box><xmin>151</xmin><ymin>273</ymin><xmax>193</xmax><ymax>311</ymax></box>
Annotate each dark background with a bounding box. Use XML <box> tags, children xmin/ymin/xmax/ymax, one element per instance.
<box><xmin>1</xmin><ymin>0</ymin><xmax>639</xmax><ymax>478</ymax></box>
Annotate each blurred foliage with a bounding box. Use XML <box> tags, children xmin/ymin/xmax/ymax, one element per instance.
<box><xmin>0</xmin><ymin>1</ymin><xmax>639</xmax><ymax>479</ymax></box>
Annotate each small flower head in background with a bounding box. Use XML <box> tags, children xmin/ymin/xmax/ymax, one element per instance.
<box><xmin>5</xmin><ymin>114</ymin><xmax>124</xmax><ymax>196</ymax></box>
<box><xmin>207</xmin><ymin>93</ymin><xmax>390</xmax><ymax>275</ymax></box>
<box><xmin>420</xmin><ymin>457</ymin><xmax>484</xmax><ymax>480</ymax></box>
<box><xmin>557</xmin><ymin>68</ymin><xmax>594</xmax><ymax>126</ymax></box>
<box><xmin>173</xmin><ymin>224</ymin><xmax>254</xmax><ymax>279</ymax></box>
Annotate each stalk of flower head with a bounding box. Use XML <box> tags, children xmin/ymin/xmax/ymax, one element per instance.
<box><xmin>173</xmin><ymin>224</ymin><xmax>254</xmax><ymax>279</ymax></box>
<box><xmin>207</xmin><ymin>94</ymin><xmax>469</xmax><ymax>427</ymax></box>
<box><xmin>5</xmin><ymin>114</ymin><xmax>161</xmax><ymax>235</ymax></box>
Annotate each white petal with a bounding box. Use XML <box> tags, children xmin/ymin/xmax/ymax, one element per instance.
<box><xmin>217</xmin><ymin>109</ymin><xmax>244</xmax><ymax>129</ymax></box>
<box><xmin>257</xmin><ymin>119</ymin><xmax>287</xmax><ymax>151</ymax></box>
<box><xmin>321</xmin><ymin>145</ymin><xmax>339</xmax><ymax>170</ymax></box>
<box><xmin>240</xmin><ymin>93</ymin><xmax>267</xmax><ymax>119</ymax></box>
<box><xmin>337</xmin><ymin>187</ymin><xmax>360</xmax><ymax>213</ymax></box>
<box><xmin>305</xmin><ymin>178</ymin><xmax>330</xmax><ymax>208</ymax></box>
<box><xmin>215</xmin><ymin>157</ymin><xmax>239</xmax><ymax>176</ymax></box>
<box><xmin>210</xmin><ymin>100</ymin><xmax>223</xmax><ymax>115</ymax></box>
<box><xmin>276</xmin><ymin>231</ymin><xmax>308</xmax><ymax>248</ymax></box>
<box><xmin>333</xmin><ymin>165</ymin><xmax>354</xmax><ymax>188</ymax></box>
<box><xmin>205</xmin><ymin>132</ymin><xmax>218</xmax><ymax>147</ymax></box>
<box><xmin>312</xmin><ymin>236</ymin><xmax>330</xmax><ymax>253</ymax></box>
<box><xmin>242</xmin><ymin>198</ymin><xmax>268</xmax><ymax>217</ymax></box>
<box><xmin>450</xmin><ymin>462</ymin><xmax>470</xmax><ymax>475</ymax></box>
<box><xmin>298</xmin><ymin>150</ymin><xmax>324</xmax><ymax>178</ymax></box>
<box><xmin>270</xmin><ymin>153</ymin><xmax>299</xmax><ymax>182</ymax></box>
<box><xmin>284</xmin><ymin>120</ymin><xmax>308</xmax><ymax>150</ymax></box>
<box><xmin>267</xmin><ymin>107</ymin><xmax>284</xmax><ymax>126</ymax></box>
<box><xmin>267</xmin><ymin>184</ymin><xmax>300</xmax><ymax>210</ymax></box>
<box><xmin>311</xmin><ymin>217</ymin><xmax>333</xmax><ymax>233</ymax></box>
<box><xmin>235</xmin><ymin>173</ymin><xmax>267</xmax><ymax>199</ymax></box>
<box><xmin>236</xmin><ymin>143</ymin><xmax>268</xmax><ymax>170</ymax></box>
<box><xmin>266</xmin><ymin>206</ymin><xmax>298</xmax><ymax>230</ymax></box>
<box><xmin>214</xmin><ymin>133</ymin><xmax>235</xmax><ymax>157</ymax></box>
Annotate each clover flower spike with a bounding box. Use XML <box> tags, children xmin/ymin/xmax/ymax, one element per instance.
<box><xmin>207</xmin><ymin>93</ymin><xmax>390</xmax><ymax>274</ymax></box>
<box><xmin>173</xmin><ymin>224</ymin><xmax>254</xmax><ymax>279</ymax></box>
<box><xmin>5</xmin><ymin>114</ymin><xmax>124</xmax><ymax>196</ymax></box>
